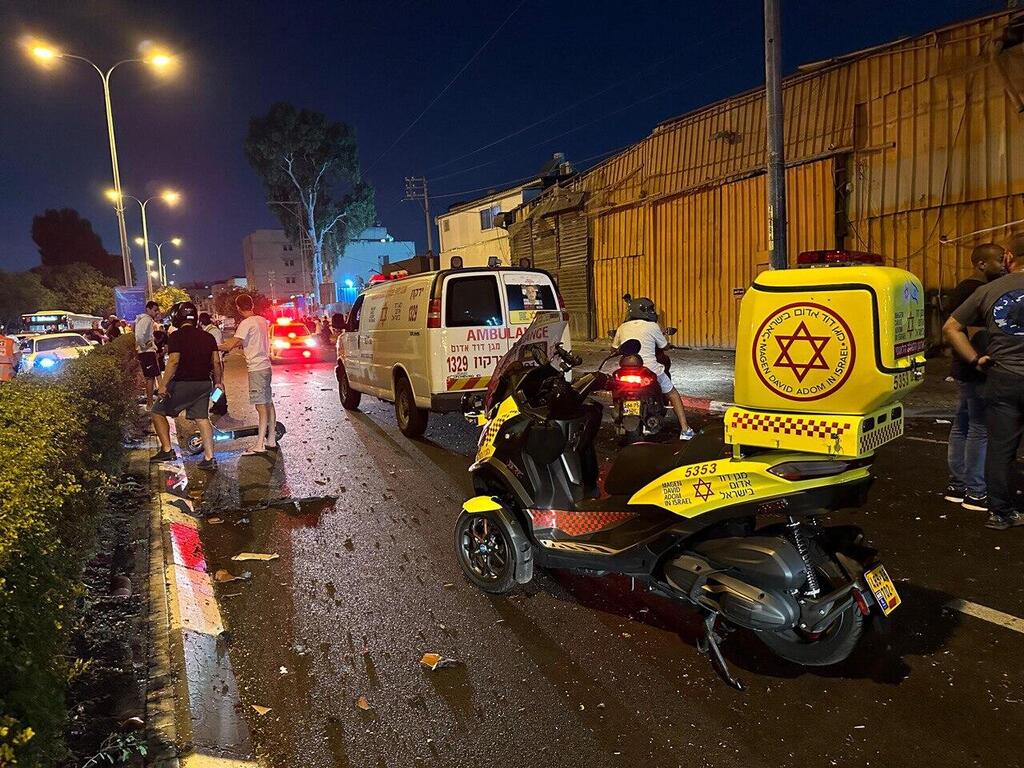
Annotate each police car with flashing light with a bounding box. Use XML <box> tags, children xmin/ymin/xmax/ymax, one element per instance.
<box><xmin>17</xmin><ymin>332</ymin><xmax>93</xmax><ymax>374</ymax></box>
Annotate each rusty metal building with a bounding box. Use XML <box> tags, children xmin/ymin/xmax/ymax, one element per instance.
<box><xmin>508</xmin><ymin>10</ymin><xmax>1024</xmax><ymax>347</ymax></box>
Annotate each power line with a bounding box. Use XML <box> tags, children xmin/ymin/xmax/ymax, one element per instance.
<box><xmin>364</xmin><ymin>0</ymin><xmax>528</xmax><ymax>173</ymax></box>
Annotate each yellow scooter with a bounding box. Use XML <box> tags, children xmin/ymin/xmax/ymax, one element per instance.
<box><xmin>456</xmin><ymin>255</ymin><xmax>924</xmax><ymax>687</ymax></box>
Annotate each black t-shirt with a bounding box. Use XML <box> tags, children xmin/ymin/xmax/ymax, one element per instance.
<box><xmin>946</xmin><ymin>277</ymin><xmax>987</xmax><ymax>382</ymax></box>
<box><xmin>167</xmin><ymin>325</ymin><xmax>218</xmax><ymax>382</ymax></box>
<box><xmin>952</xmin><ymin>271</ymin><xmax>1024</xmax><ymax>379</ymax></box>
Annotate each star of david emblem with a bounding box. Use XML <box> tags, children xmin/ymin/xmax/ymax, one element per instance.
<box><xmin>692</xmin><ymin>478</ymin><xmax>714</xmax><ymax>502</ymax></box>
<box><xmin>773</xmin><ymin>321</ymin><xmax>831</xmax><ymax>382</ymax></box>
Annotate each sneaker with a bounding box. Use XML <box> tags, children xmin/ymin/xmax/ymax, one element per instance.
<box><xmin>985</xmin><ymin>513</ymin><xmax>1011</xmax><ymax>531</ymax></box>
<box><xmin>679</xmin><ymin>428</ymin><xmax>696</xmax><ymax>441</ymax></box>
<box><xmin>1007</xmin><ymin>512</ymin><xmax>1024</xmax><ymax>528</ymax></box>
<box><xmin>150</xmin><ymin>449</ymin><xmax>177</xmax><ymax>463</ymax></box>
<box><xmin>943</xmin><ymin>485</ymin><xmax>965</xmax><ymax>503</ymax></box>
<box><xmin>197</xmin><ymin>458</ymin><xmax>218</xmax><ymax>471</ymax></box>
<box><xmin>962</xmin><ymin>494</ymin><xmax>988</xmax><ymax>512</ymax></box>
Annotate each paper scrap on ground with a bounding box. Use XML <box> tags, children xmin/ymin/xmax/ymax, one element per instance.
<box><xmin>356</xmin><ymin>695</ymin><xmax>371</xmax><ymax>710</ymax></box>
<box><xmin>232</xmin><ymin>552</ymin><xmax>279</xmax><ymax>561</ymax></box>
<box><xmin>252</xmin><ymin>705</ymin><xmax>272</xmax><ymax>716</ymax></box>
<box><xmin>420</xmin><ymin>652</ymin><xmax>459</xmax><ymax>671</ymax></box>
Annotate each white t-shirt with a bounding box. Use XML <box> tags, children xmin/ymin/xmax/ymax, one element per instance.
<box><xmin>203</xmin><ymin>324</ymin><xmax>223</xmax><ymax>346</ymax></box>
<box><xmin>613</xmin><ymin>319</ymin><xmax>668</xmax><ymax>376</ymax></box>
<box><xmin>234</xmin><ymin>315</ymin><xmax>271</xmax><ymax>371</ymax></box>
<box><xmin>134</xmin><ymin>313</ymin><xmax>155</xmax><ymax>353</ymax></box>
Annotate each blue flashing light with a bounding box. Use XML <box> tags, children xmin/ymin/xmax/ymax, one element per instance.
<box><xmin>37</xmin><ymin>357</ymin><xmax>57</xmax><ymax>370</ymax></box>
<box><xmin>344</xmin><ymin>279</ymin><xmax>354</xmax><ymax>288</ymax></box>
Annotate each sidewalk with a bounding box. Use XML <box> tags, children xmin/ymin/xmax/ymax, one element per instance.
<box><xmin>574</xmin><ymin>341</ymin><xmax>959</xmax><ymax>418</ymax></box>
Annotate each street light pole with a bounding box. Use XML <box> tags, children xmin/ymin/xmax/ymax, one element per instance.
<box><xmin>764</xmin><ymin>0</ymin><xmax>788</xmax><ymax>270</ymax></box>
<box><xmin>118</xmin><ymin>190</ymin><xmax>180</xmax><ymax>297</ymax></box>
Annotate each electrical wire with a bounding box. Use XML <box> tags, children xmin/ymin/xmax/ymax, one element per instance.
<box><xmin>364</xmin><ymin>0</ymin><xmax>528</xmax><ymax>173</ymax></box>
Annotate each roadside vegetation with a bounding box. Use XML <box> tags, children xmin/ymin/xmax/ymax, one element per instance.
<box><xmin>0</xmin><ymin>335</ymin><xmax>139</xmax><ymax>766</ymax></box>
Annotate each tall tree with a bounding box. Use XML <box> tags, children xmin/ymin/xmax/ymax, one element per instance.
<box><xmin>244</xmin><ymin>102</ymin><xmax>376</xmax><ymax>305</ymax></box>
<box><xmin>213</xmin><ymin>287</ymin><xmax>272</xmax><ymax>321</ymax></box>
<box><xmin>151</xmin><ymin>285</ymin><xmax>191</xmax><ymax>314</ymax></box>
<box><xmin>31</xmin><ymin>208</ymin><xmax>122</xmax><ymax>281</ymax></box>
<box><xmin>0</xmin><ymin>270</ymin><xmax>58</xmax><ymax>331</ymax></box>
<box><xmin>39</xmin><ymin>263</ymin><xmax>117</xmax><ymax>317</ymax></box>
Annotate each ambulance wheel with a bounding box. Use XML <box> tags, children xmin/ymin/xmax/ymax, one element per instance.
<box><xmin>395</xmin><ymin>377</ymin><xmax>427</xmax><ymax>438</ymax></box>
<box><xmin>337</xmin><ymin>364</ymin><xmax>361</xmax><ymax>410</ymax></box>
<box><xmin>454</xmin><ymin>509</ymin><xmax>518</xmax><ymax>594</ymax></box>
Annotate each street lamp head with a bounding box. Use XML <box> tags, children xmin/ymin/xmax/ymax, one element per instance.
<box><xmin>134</xmin><ymin>237</ymin><xmax>145</xmax><ymax>246</ymax></box>
<box><xmin>150</xmin><ymin>271</ymin><xmax>160</xmax><ymax>279</ymax></box>
<box><xmin>161</xmin><ymin>190</ymin><xmax>180</xmax><ymax>206</ymax></box>
<box><xmin>146</xmin><ymin>259</ymin><xmax>154</xmax><ymax>266</ymax></box>
<box><xmin>104</xmin><ymin>189</ymin><xmax>120</xmax><ymax>203</ymax></box>
<box><xmin>170</xmin><ymin>237</ymin><xmax>182</xmax><ymax>247</ymax></box>
<box><xmin>139</xmin><ymin>42</ymin><xmax>177</xmax><ymax>74</ymax></box>
<box><xmin>172</xmin><ymin>258</ymin><xmax>181</xmax><ymax>266</ymax></box>
<box><xmin>32</xmin><ymin>45</ymin><xmax>58</xmax><ymax>60</ymax></box>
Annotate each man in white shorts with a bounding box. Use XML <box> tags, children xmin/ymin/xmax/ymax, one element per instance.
<box><xmin>220</xmin><ymin>294</ymin><xmax>277</xmax><ymax>454</ymax></box>
<box><xmin>612</xmin><ymin>296</ymin><xmax>693</xmax><ymax>440</ymax></box>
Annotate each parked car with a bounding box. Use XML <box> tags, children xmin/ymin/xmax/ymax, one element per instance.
<box><xmin>270</xmin><ymin>319</ymin><xmax>322</xmax><ymax>363</ymax></box>
<box><xmin>335</xmin><ymin>266</ymin><xmax>567</xmax><ymax>437</ymax></box>
<box><xmin>17</xmin><ymin>332</ymin><xmax>93</xmax><ymax>374</ymax></box>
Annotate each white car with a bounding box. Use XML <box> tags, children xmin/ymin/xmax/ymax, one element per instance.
<box><xmin>335</xmin><ymin>266</ymin><xmax>568</xmax><ymax>437</ymax></box>
<box><xmin>18</xmin><ymin>332</ymin><xmax>93</xmax><ymax>374</ymax></box>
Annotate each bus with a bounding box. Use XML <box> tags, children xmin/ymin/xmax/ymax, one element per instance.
<box><xmin>19</xmin><ymin>310</ymin><xmax>104</xmax><ymax>334</ymax></box>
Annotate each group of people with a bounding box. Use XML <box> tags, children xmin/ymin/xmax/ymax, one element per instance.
<box><xmin>943</xmin><ymin>232</ymin><xmax>1024</xmax><ymax>530</ymax></box>
<box><xmin>137</xmin><ymin>294</ymin><xmax>278</xmax><ymax>469</ymax></box>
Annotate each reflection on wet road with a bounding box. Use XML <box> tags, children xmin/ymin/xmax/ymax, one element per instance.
<box><xmin>173</xmin><ymin>356</ymin><xmax>1024</xmax><ymax>768</ymax></box>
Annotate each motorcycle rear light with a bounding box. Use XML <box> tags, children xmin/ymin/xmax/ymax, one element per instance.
<box><xmin>427</xmin><ymin>298</ymin><xmax>442</xmax><ymax>328</ymax></box>
<box><xmin>767</xmin><ymin>456</ymin><xmax>873</xmax><ymax>481</ymax></box>
<box><xmin>614</xmin><ymin>369</ymin><xmax>654</xmax><ymax>387</ymax></box>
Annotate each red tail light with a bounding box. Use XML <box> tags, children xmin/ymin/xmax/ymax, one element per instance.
<box><xmin>427</xmin><ymin>298</ymin><xmax>442</xmax><ymax>328</ymax></box>
<box><xmin>614</xmin><ymin>369</ymin><xmax>654</xmax><ymax>388</ymax></box>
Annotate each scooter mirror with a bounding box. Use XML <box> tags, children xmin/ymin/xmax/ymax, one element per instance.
<box><xmin>665</xmin><ymin>326</ymin><xmax>678</xmax><ymax>336</ymax></box>
<box><xmin>618</xmin><ymin>339</ymin><xmax>641</xmax><ymax>356</ymax></box>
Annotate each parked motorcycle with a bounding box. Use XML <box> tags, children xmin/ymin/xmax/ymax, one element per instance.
<box><xmin>457</xmin><ymin>311</ymin><xmax>901</xmax><ymax>688</ymax></box>
<box><xmin>607</xmin><ymin>326</ymin><xmax>677</xmax><ymax>444</ymax></box>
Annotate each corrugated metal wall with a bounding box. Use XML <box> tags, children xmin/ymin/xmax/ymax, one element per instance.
<box><xmin>580</xmin><ymin>11</ymin><xmax>1023</xmax><ymax>347</ymax></box>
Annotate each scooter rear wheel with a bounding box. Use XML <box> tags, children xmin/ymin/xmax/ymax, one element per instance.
<box><xmin>454</xmin><ymin>509</ymin><xmax>519</xmax><ymax>594</ymax></box>
<box><xmin>757</xmin><ymin>542</ymin><xmax>864</xmax><ymax>666</ymax></box>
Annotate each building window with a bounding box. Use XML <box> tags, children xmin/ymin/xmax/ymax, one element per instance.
<box><xmin>282</xmin><ymin>244</ymin><xmax>294</xmax><ymax>252</ymax></box>
<box><xmin>479</xmin><ymin>205</ymin><xmax>502</xmax><ymax>231</ymax></box>
<box><xmin>285</xmin><ymin>276</ymin><xmax>297</xmax><ymax>285</ymax></box>
<box><xmin>283</xmin><ymin>258</ymin><xmax>295</xmax><ymax>267</ymax></box>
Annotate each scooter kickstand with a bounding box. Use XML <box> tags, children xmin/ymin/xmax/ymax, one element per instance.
<box><xmin>699</xmin><ymin>612</ymin><xmax>745</xmax><ymax>691</ymax></box>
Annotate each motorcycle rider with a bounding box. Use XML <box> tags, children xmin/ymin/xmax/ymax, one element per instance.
<box><xmin>612</xmin><ymin>297</ymin><xmax>694</xmax><ymax>440</ymax></box>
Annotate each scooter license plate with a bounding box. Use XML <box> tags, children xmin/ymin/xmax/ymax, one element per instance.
<box><xmin>623</xmin><ymin>400</ymin><xmax>641</xmax><ymax>416</ymax></box>
<box><xmin>864</xmin><ymin>564</ymin><xmax>901</xmax><ymax>615</ymax></box>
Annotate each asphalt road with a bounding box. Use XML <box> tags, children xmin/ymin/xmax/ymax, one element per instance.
<box><xmin>173</xmin><ymin>352</ymin><xmax>1024</xmax><ymax>768</ymax></box>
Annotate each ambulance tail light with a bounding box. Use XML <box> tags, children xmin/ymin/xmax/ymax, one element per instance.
<box><xmin>767</xmin><ymin>456</ymin><xmax>873</xmax><ymax>481</ymax></box>
<box><xmin>796</xmin><ymin>250</ymin><xmax>885</xmax><ymax>268</ymax></box>
<box><xmin>427</xmin><ymin>298</ymin><xmax>442</xmax><ymax>328</ymax></box>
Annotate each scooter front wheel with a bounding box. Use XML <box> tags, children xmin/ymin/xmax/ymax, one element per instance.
<box><xmin>454</xmin><ymin>509</ymin><xmax>520</xmax><ymax>594</ymax></box>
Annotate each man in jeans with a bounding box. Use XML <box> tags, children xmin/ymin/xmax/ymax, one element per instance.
<box><xmin>220</xmin><ymin>294</ymin><xmax>278</xmax><ymax>454</ymax></box>
<box><xmin>135</xmin><ymin>301</ymin><xmax>162</xmax><ymax>409</ymax></box>
<box><xmin>943</xmin><ymin>243</ymin><xmax>1006</xmax><ymax>511</ymax></box>
<box><xmin>150</xmin><ymin>302</ymin><xmax>222</xmax><ymax>469</ymax></box>
<box><xmin>944</xmin><ymin>240</ymin><xmax>1024</xmax><ymax>530</ymax></box>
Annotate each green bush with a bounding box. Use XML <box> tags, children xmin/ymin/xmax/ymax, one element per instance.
<box><xmin>0</xmin><ymin>335</ymin><xmax>139</xmax><ymax>766</ymax></box>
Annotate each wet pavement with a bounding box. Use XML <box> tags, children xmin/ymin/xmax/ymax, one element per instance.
<box><xmin>168</xmin><ymin>353</ymin><xmax>1023</xmax><ymax>768</ymax></box>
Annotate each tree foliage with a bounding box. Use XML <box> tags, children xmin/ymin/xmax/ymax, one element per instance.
<box><xmin>213</xmin><ymin>287</ymin><xmax>272</xmax><ymax>321</ymax></box>
<box><xmin>150</xmin><ymin>286</ymin><xmax>190</xmax><ymax>314</ymax></box>
<box><xmin>244</xmin><ymin>102</ymin><xmax>376</xmax><ymax>304</ymax></box>
<box><xmin>31</xmin><ymin>209</ymin><xmax>122</xmax><ymax>281</ymax></box>
<box><xmin>0</xmin><ymin>271</ymin><xmax>58</xmax><ymax>332</ymax></box>
<box><xmin>37</xmin><ymin>263</ymin><xmax>117</xmax><ymax>318</ymax></box>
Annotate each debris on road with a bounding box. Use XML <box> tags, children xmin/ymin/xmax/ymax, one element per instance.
<box><xmin>420</xmin><ymin>653</ymin><xmax>460</xmax><ymax>671</ymax></box>
<box><xmin>252</xmin><ymin>705</ymin><xmax>272</xmax><ymax>716</ymax></box>
<box><xmin>356</xmin><ymin>695</ymin><xmax>371</xmax><ymax>711</ymax></box>
<box><xmin>214</xmin><ymin>569</ymin><xmax>252</xmax><ymax>583</ymax></box>
<box><xmin>232</xmin><ymin>552</ymin><xmax>279</xmax><ymax>561</ymax></box>
<box><xmin>207</xmin><ymin>516</ymin><xmax>223</xmax><ymax>524</ymax></box>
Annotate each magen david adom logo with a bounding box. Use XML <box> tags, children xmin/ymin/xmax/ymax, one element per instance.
<box><xmin>752</xmin><ymin>302</ymin><xmax>856</xmax><ymax>401</ymax></box>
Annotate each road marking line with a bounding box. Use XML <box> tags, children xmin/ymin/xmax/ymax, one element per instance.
<box><xmin>906</xmin><ymin>436</ymin><xmax>949</xmax><ymax>445</ymax></box>
<box><xmin>947</xmin><ymin>598</ymin><xmax>1024</xmax><ymax>635</ymax></box>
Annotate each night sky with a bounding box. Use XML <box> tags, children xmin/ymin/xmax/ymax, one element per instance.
<box><xmin>0</xmin><ymin>0</ymin><xmax>1003</xmax><ymax>283</ymax></box>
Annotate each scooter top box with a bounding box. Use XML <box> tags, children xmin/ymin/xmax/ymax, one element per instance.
<box><xmin>733</xmin><ymin>263</ymin><xmax>926</xmax><ymax>416</ymax></box>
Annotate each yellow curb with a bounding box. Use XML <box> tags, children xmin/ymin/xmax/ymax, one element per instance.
<box><xmin>180</xmin><ymin>752</ymin><xmax>260</xmax><ymax>767</ymax></box>
<box><xmin>165</xmin><ymin>564</ymin><xmax>224</xmax><ymax>635</ymax></box>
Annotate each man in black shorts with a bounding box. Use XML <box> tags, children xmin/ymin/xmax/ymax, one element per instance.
<box><xmin>135</xmin><ymin>301</ymin><xmax>162</xmax><ymax>408</ymax></box>
<box><xmin>151</xmin><ymin>302</ymin><xmax>223</xmax><ymax>469</ymax></box>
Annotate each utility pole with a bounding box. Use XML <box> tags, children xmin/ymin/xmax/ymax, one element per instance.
<box><xmin>405</xmin><ymin>176</ymin><xmax>435</xmax><ymax>269</ymax></box>
<box><xmin>764</xmin><ymin>0</ymin><xmax>788</xmax><ymax>270</ymax></box>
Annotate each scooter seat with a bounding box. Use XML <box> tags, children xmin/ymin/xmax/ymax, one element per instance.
<box><xmin>603</xmin><ymin>424</ymin><xmax>726</xmax><ymax>497</ymax></box>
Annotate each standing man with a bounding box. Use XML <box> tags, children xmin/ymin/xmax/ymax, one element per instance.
<box><xmin>135</xmin><ymin>300</ymin><xmax>162</xmax><ymax>409</ymax></box>
<box><xmin>220</xmin><ymin>294</ymin><xmax>278</xmax><ymax>454</ymax></box>
<box><xmin>150</xmin><ymin>302</ymin><xmax>222</xmax><ymax>469</ymax></box>
<box><xmin>944</xmin><ymin>238</ymin><xmax>1024</xmax><ymax>530</ymax></box>
<box><xmin>942</xmin><ymin>243</ymin><xmax>1006</xmax><ymax>511</ymax></box>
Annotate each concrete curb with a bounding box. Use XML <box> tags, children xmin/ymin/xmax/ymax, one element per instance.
<box><xmin>145</xmin><ymin>445</ymin><xmax>259</xmax><ymax>767</ymax></box>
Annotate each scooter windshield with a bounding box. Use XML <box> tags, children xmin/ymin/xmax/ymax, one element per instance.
<box><xmin>483</xmin><ymin>310</ymin><xmax>567</xmax><ymax>412</ymax></box>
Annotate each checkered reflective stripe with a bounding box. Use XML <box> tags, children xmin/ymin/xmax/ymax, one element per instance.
<box><xmin>528</xmin><ymin>508</ymin><xmax>636</xmax><ymax>537</ymax></box>
<box><xmin>447</xmin><ymin>375</ymin><xmax>492</xmax><ymax>391</ymax></box>
<box><xmin>729</xmin><ymin>412</ymin><xmax>852</xmax><ymax>439</ymax></box>
<box><xmin>859</xmin><ymin>418</ymin><xmax>903</xmax><ymax>453</ymax></box>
